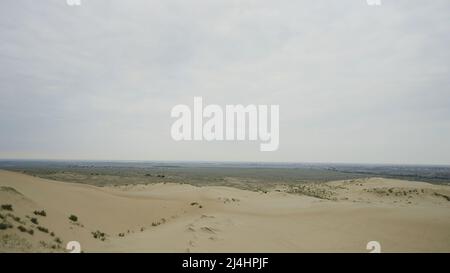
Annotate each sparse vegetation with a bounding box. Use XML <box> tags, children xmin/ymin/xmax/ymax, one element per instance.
<box><xmin>1</xmin><ymin>204</ymin><xmax>13</xmax><ymax>211</ymax></box>
<box><xmin>37</xmin><ymin>226</ymin><xmax>49</xmax><ymax>233</ymax></box>
<box><xmin>2</xmin><ymin>234</ymin><xmax>32</xmax><ymax>250</ymax></box>
<box><xmin>33</xmin><ymin>210</ymin><xmax>47</xmax><ymax>217</ymax></box>
<box><xmin>30</xmin><ymin>217</ymin><xmax>39</xmax><ymax>225</ymax></box>
<box><xmin>286</xmin><ymin>184</ymin><xmax>336</xmax><ymax>200</ymax></box>
<box><xmin>17</xmin><ymin>225</ymin><xmax>33</xmax><ymax>235</ymax></box>
<box><xmin>69</xmin><ymin>214</ymin><xmax>78</xmax><ymax>222</ymax></box>
<box><xmin>6</xmin><ymin>213</ymin><xmax>23</xmax><ymax>224</ymax></box>
<box><xmin>0</xmin><ymin>221</ymin><xmax>13</xmax><ymax>230</ymax></box>
<box><xmin>434</xmin><ymin>192</ymin><xmax>450</xmax><ymax>201</ymax></box>
<box><xmin>40</xmin><ymin>240</ymin><xmax>61</xmax><ymax>250</ymax></box>
<box><xmin>0</xmin><ymin>186</ymin><xmax>22</xmax><ymax>195</ymax></box>
<box><xmin>92</xmin><ymin>230</ymin><xmax>107</xmax><ymax>241</ymax></box>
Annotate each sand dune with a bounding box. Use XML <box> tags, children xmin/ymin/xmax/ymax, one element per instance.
<box><xmin>0</xmin><ymin>170</ymin><xmax>449</xmax><ymax>252</ymax></box>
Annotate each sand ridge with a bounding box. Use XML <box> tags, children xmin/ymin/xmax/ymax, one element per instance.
<box><xmin>0</xmin><ymin>170</ymin><xmax>449</xmax><ymax>252</ymax></box>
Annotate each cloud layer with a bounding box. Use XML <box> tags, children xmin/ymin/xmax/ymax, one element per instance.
<box><xmin>1</xmin><ymin>0</ymin><xmax>449</xmax><ymax>164</ymax></box>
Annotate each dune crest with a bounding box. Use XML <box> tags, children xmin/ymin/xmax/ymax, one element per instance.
<box><xmin>1</xmin><ymin>170</ymin><xmax>449</xmax><ymax>253</ymax></box>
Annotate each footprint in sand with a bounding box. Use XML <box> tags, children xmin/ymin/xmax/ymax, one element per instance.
<box><xmin>209</xmin><ymin>236</ymin><xmax>219</xmax><ymax>241</ymax></box>
<box><xmin>200</xmin><ymin>226</ymin><xmax>218</xmax><ymax>234</ymax></box>
<box><xmin>193</xmin><ymin>214</ymin><xmax>215</xmax><ymax>223</ymax></box>
<box><xmin>200</xmin><ymin>214</ymin><xmax>215</xmax><ymax>219</ymax></box>
<box><xmin>186</xmin><ymin>226</ymin><xmax>196</xmax><ymax>232</ymax></box>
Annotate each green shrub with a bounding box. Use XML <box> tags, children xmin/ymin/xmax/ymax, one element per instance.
<box><xmin>1</xmin><ymin>204</ymin><xmax>13</xmax><ymax>211</ymax></box>
<box><xmin>0</xmin><ymin>222</ymin><xmax>13</xmax><ymax>230</ymax></box>
<box><xmin>37</xmin><ymin>226</ymin><xmax>49</xmax><ymax>233</ymax></box>
<box><xmin>91</xmin><ymin>230</ymin><xmax>107</xmax><ymax>241</ymax></box>
<box><xmin>17</xmin><ymin>225</ymin><xmax>33</xmax><ymax>235</ymax></box>
<box><xmin>33</xmin><ymin>210</ymin><xmax>47</xmax><ymax>217</ymax></box>
<box><xmin>7</xmin><ymin>213</ymin><xmax>22</xmax><ymax>223</ymax></box>
<box><xmin>17</xmin><ymin>225</ymin><xmax>27</xmax><ymax>232</ymax></box>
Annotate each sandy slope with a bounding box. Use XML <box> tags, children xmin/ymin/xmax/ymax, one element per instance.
<box><xmin>0</xmin><ymin>170</ymin><xmax>449</xmax><ymax>252</ymax></box>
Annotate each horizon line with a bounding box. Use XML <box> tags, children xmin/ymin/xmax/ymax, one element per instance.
<box><xmin>0</xmin><ymin>158</ymin><xmax>449</xmax><ymax>167</ymax></box>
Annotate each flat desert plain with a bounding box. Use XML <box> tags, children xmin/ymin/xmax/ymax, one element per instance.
<box><xmin>0</xmin><ymin>170</ymin><xmax>449</xmax><ymax>252</ymax></box>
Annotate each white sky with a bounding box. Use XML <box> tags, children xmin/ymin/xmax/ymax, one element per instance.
<box><xmin>0</xmin><ymin>0</ymin><xmax>449</xmax><ymax>164</ymax></box>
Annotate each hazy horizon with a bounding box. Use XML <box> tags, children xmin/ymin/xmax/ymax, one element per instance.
<box><xmin>1</xmin><ymin>0</ymin><xmax>450</xmax><ymax>165</ymax></box>
<box><xmin>1</xmin><ymin>158</ymin><xmax>450</xmax><ymax>167</ymax></box>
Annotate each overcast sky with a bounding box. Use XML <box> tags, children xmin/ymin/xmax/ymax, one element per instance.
<box><xmin>0</xmin><ymin>0</ymin><xmax>449</xmax><ymax>164</ymax></box>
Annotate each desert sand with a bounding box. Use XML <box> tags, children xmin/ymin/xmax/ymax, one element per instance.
<box><xmin>0</xmin><ymin>169</ymin><xmax>449</xmax><ymax>253</ymax></box>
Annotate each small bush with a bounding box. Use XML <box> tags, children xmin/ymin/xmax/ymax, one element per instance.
<box><xmin>50</xmin><ymin>232</ymin><xmax>55</xmax><ymax>237</ymax></box>
<box><xmin>30</xmin><ymin>217</ymin><xmax>39</xmax><ymax>225</ymax></box>
<box><xmin>7</xmin><ymin>213</ymin><xmax>22</xmax><ymax>224</ymax></box>
<box><xmin>55</xmin><ymin>237</ymin><xmax>62</xmax><ymax>244</ymax></box>
<box><xmin>69</xmin><ymin>215</ymin><xmax>78</xmax><ymax>222</ymax></box>
<box><xmin>1</xmin><ymin>204</ymin><xmax>13</xmax><ymax>211</ymax></box>
<box><xmin>17</xmin><ymin>225</ymin><xmax>33</xmax><ymax>235</ymax></box>
<box><xmin>0</xmin><ymin>222</ymin><xmax>13</xmax><ymax>230</ymax></box>
<box><xmin>17</xmin><ymin>225</ymin><xmax>27</xmax><ymax>232</ymax></box>
<box><xmin>92</xmin><ymin>230</ymin><xmax>107</xmax><ymax>240</ymax></box>
<box><xmin>33</xmin><ymin>210</ymin><xmax>47</xmax><ymax>217</ymax></box>
<box><xmin>37</xmin><ymin>226</ymin><xmax>49</xmax><ymax>233</ymax></box>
